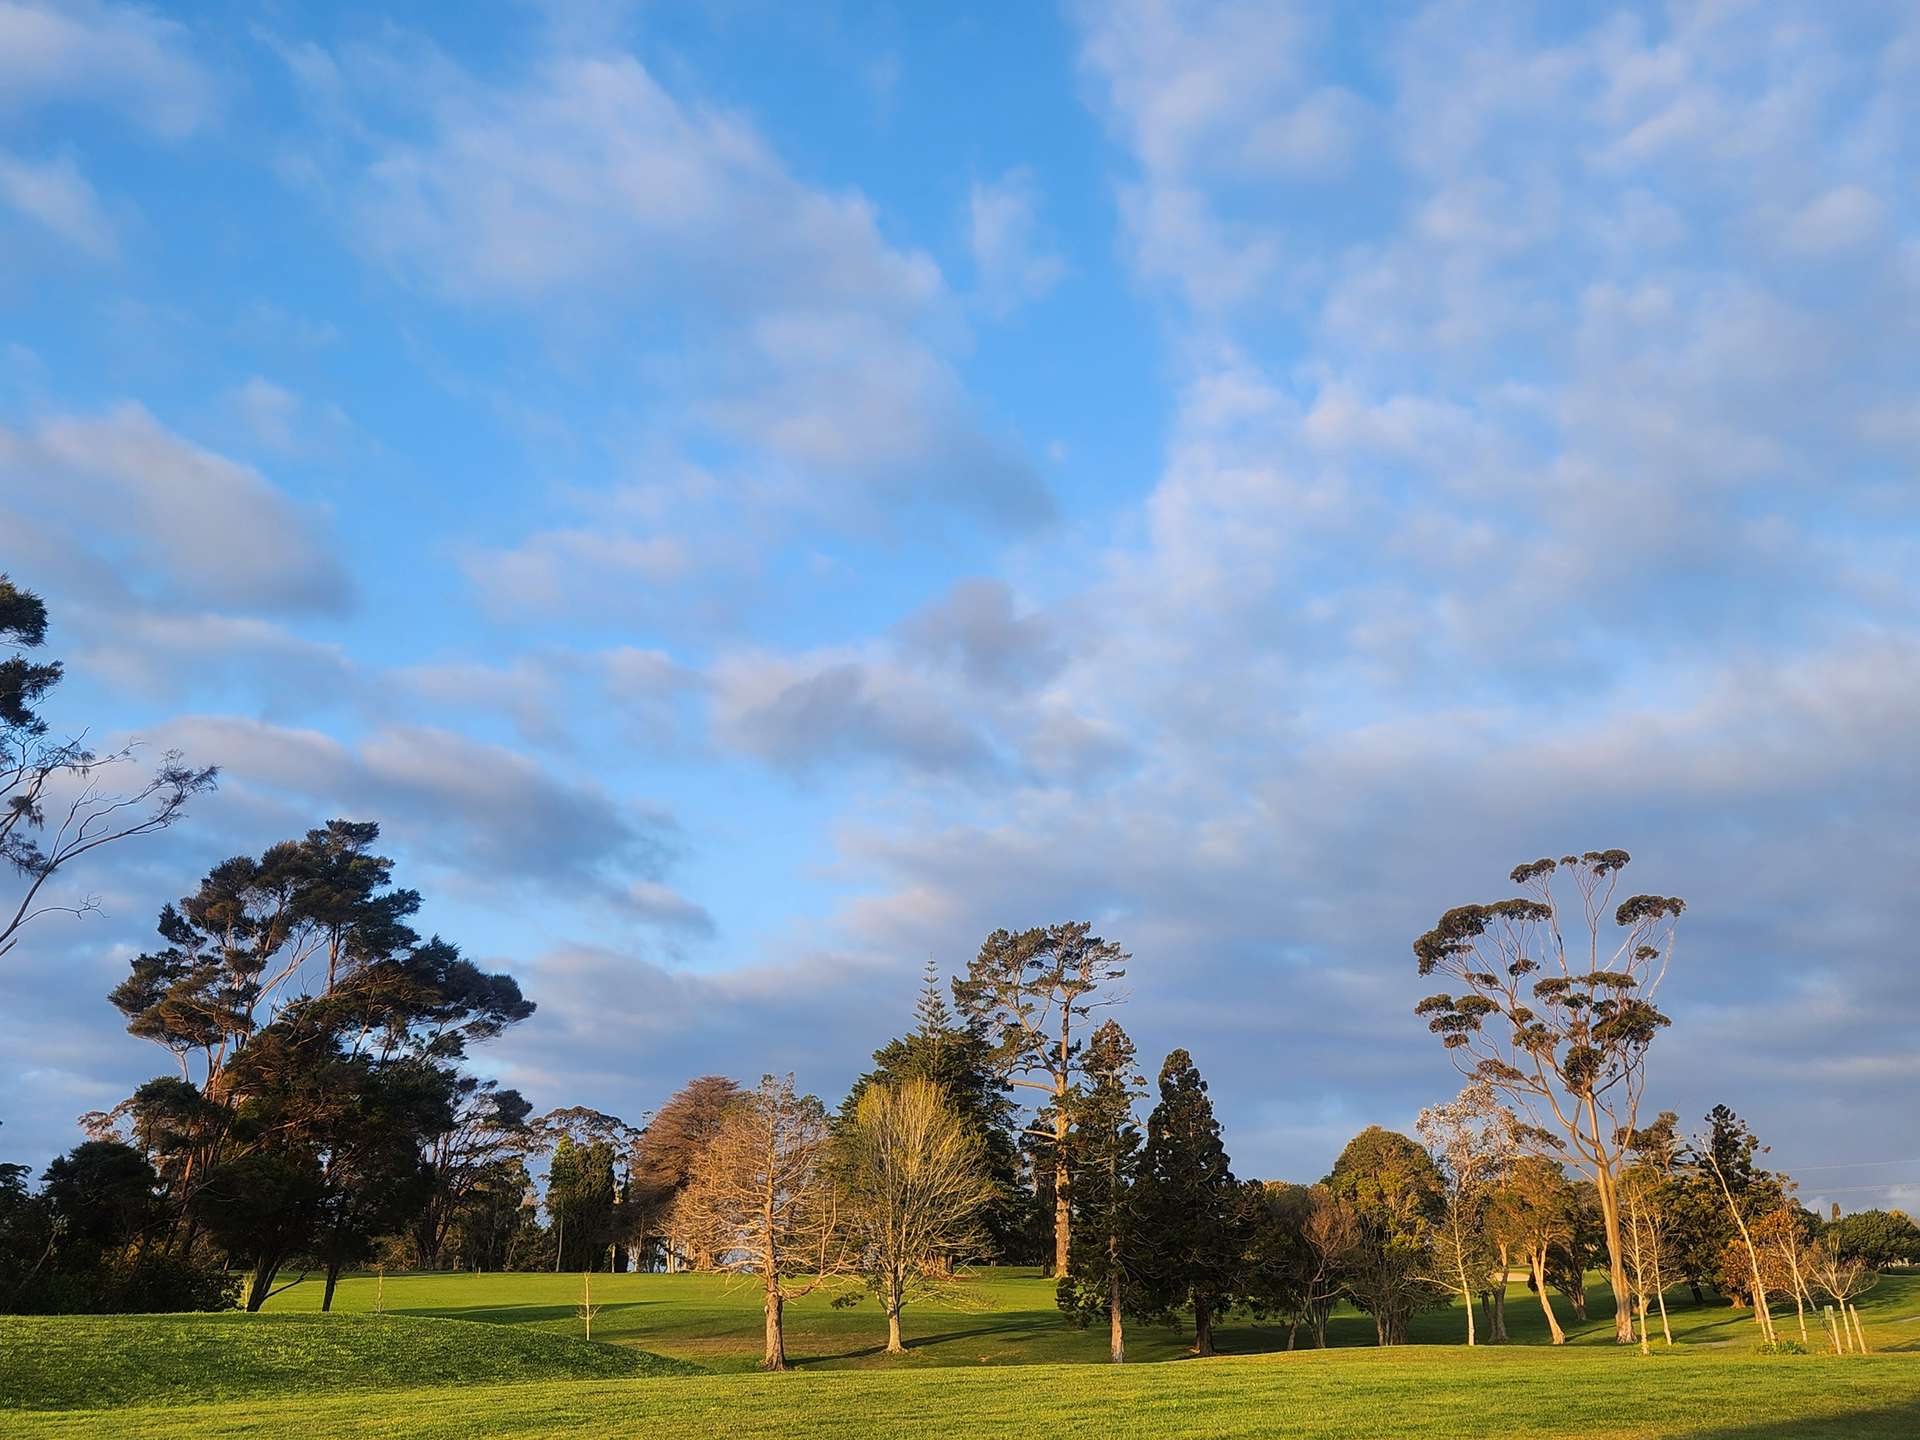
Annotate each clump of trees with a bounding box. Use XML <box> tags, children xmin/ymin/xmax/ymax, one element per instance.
<box><xmin>1414</xmin><ymin>850</ymin><xmax>1685</xmax><ymax>1343</ymax></box>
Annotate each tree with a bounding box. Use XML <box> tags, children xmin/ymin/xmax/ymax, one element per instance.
<box><xmin>673</xmin><ymin>1074</ymin><xmax>850</xmax><ymax>1370</ymax></box>
<box><xmin>1325</xmin><ymin>1126</ymin><xmax>1444</xmax><ymax>1345</ymax></box>
<box><xmin>413</xmin><ymin>1079</ymin><xmax>533</xmax><ymax>1270</ymax></box>
<box><xmin>838</xmin><ymin>1077</ymin><xmax>996</xmax><ymax>1353</ymax></box>
<box><xmin>1487</xmin><ymin>1156</ymin><xmax>1577</xmax><ymax>1344</ymax></box>
<box><xmin>108</xmin><ymin>822</ymin><xmax>531</xmax><ymax>1298</ymax></box>
<box><xmin>842</xmin><ymin>962</ymin><xmax>1023</xmax><ymax>1262</ymax></box>
<box><xmin>1805</xmin><ymin>1242</ymin><xmax>1877</xmax><ymax>1353</ymax></box>
<box><xmin>1</xmin><ymin>573</ymin><xmax>215</xmax><ymax>961</ymax></box>
<box><xmin>1417</xmin><ymin>1084</ymin><xmax>1517</xmax><ymax>1346</ymax></box>
<box><xmin>953</xmin><ymin>922</ymin><xmax>1129</xmax><ymax>1274</ymax></box>
<box><xmin>1055</xmin><ymin>1020</ymin><xmax>1145</xmax><ymax>1361</ymax></box>
<box><xmin>1239</xmin><ymin>1182</ymin><xmax>1333</xmax><ymax>1351</ymax></box>
<box><xmin>546</xmin><ymin>1135</ymin><xmax>618</xmax><ymax>1273</ymax></box>
<box><xmin>1130</xmin><ymin>1049</ymin><xmax>1242</xmax><ymax>1356</ymax></box>
<box><xmin>1822</xmin><ymin>1210</ymin><xmax>1920</xmax><ymax>1269</ymax></box>
<box><xmin>630</xmin><ymin>1076</ymin><xmax>741</xmax><ymax>1271</ymax></box>
<box><xmin>1413</xmin><ymin>850</ymin><xmax>1685</xmax><ymax>1342</ymax></box>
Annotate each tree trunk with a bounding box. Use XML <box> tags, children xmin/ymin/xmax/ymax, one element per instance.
<box><xmin>1108</xmin><ymin>1266</ymin><xmax>1125</xmax><ymax>1363</ymax></box>
<box><xmin>322</xmin><ymin>1259</ymin><xmax>342</xmax><ymax>1312</ymax></box>
<box><xmin>1192</xmin><ymin>1295</ymin><xmax>1214</xmax><ymax>1356</ymax></box>
<box><xmin>1374</xmin><ymin>1311</ymin><xmax>1390</xmax><ymax>1346</ymax></box>
<box><xmin>1593</xmin><ymin>1170</ymin><xmax>1634</xmax><ymax>1343</ymax></box>
<box><xmin>1530</xmin><ymin>1250</ymin><xmax>1566</xmax><ymax>1345</ymax></box>
<box><xmin>1687</xmin><ymin>1281</ymin><xmax>1704</xmax><ymax>1305</ymax></box>
<box><xmin>1458</xmin><ymin>1248</ymin><xmax>1477</xmax><ymax>1346</ymax></box>
<box><xmin>1490</xmin><ymin>1244</ymin><xmax>1508</xmax><ymax>1342</ymax></box>
<box><xmin>885</xmin><ymin>1270</ymin><xmax>905</xmax><ymax>1356</ymax></box>
<box><xmin>1053</xmin><ymin>1096</ymin><xmax>1070</xmax><ymax>1278</ymax></box>
<box><xmin>763</xmin><ymin>1283</ymin><xmax>787</xmax><ymax>1371</ymax></box>
<box><xmin>243</xmin><ymin>1252</ymin><xmax>283</xmax><ymax>1313</ymax></box>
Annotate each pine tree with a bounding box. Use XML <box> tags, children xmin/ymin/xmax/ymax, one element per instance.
<box><xmin>1131</xmin><ymin>1048</ymin><xmax>1242</xmax><ymax>1355</ymax></box>
<box><xmin>1056</xmin><ymin>1020</ymin><xmax>1144</xmax><ymax>1361</ymax></box>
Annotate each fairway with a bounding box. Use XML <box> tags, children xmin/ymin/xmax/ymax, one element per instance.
<box><xmin>6</xmin><ymin>1272</ymin><xmax>1919</xmax><ymax>1437</ymax></box>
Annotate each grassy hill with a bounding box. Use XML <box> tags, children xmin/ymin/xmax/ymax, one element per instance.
<box><xmin>0</xmin><ymin>1311</ymin><xmax>694</xmax><ymax>1411</ymax></box>
<box><xmin>4</xmin><ymin>1271</ymin><xmax>1917</xmax><ymax>1438</ymax></box>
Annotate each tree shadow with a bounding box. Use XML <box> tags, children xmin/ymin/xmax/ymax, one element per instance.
<box><xmin>1681</xmin><ymin>1403</ymin><xmax>1920</xmax><ymax>1439</ymax></box>
<box><xmin>792</xmin><ymin>1316</ymin><xmax>1064</xmax><ymax>1365</ymax></box>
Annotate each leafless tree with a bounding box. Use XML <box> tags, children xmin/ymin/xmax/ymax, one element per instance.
<box><xmin>1620</xmin><ymin>1165</ymin><xmax>1674</xmax><ymax>1352</ymax></box>
<box><xmin>673</xmin><ymin>1074</ymin><xmax>851</xmax><ymax>1370</ymax></box>
<box><xmin>631</xmin><ymin>1075</ymin><xmax>741</xmax><ymax>1271</ymax></box>
<box><xmin>1414</xmin><ymin>850</ymin><xmax>1684</xmax><ymax>1343</ymax></box>
<box><xmin>837</xmin><ymin>1077</ymin><xmax>997</xmax><ymax>1354</ymax></box>
<box><xmin>1299</xmin><ymin>1189</ymin><xmax>1360</xmax><ymax>1349</ymax></box>
<box><xmin>2</xmin><ymin>573</ymin><xmax>215</xmax><ymax>962</ymax></box>
<box><xmin>1416</xmin><ymin>1083</ymin><xmax>1517</xmax><ymax>1346</ymax></box>
<box><xmin>1806</xmin><ymin>1242</ymin><xmax>1877</xmax><ymax>1354</ymax></box>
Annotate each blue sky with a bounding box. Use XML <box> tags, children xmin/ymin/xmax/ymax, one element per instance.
<box><xmin>3</xmin><ymin>0</ymin><xmax>1918</xmax><ymax>1212</ymax></box>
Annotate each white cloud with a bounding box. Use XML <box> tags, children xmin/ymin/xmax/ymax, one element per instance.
<box><xmin>968</xmin><ymin>168</ymin><xmax>1066</xmax><ymax>317</ymax></box>
<box><xmin>0</xmin><ymin>405</ymin><xmax>351</xmax><ymax>615</ymax></box>
<box><xmin>0</xmin><ymin>0</ymin><xmax>213</xmax><ymax>139</ymax></box>
<box><xmin>0</xmin><ymin>148</ymin><xmax>115</xmax><ymax>257</ymax></box>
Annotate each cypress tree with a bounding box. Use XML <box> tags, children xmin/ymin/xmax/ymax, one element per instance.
<box><xmin>1132</xmin><ymin>1048</ymin><xmax>1242</xmax><ymax>1355</ymax></box>
<box><xmin>1056</xmin><ymin>1020</ymin><xmax>1144</xmax><ymax>1361</ymax></box>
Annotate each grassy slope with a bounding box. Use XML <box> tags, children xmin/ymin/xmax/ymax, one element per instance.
<box><xmin>5</xmin><ymin>1349</ymin><xmax>1919</xmax><ymax>1440</ymax></box>
<box><xmin>0</xmin><ymin>1312</ymin><xmax>693</xmax><ymax>1411</ymax></box>
<box><xmin>5</xmin><ymin>1273</ymin><xmax>1917</xmax><ymax>1438</ymax></box>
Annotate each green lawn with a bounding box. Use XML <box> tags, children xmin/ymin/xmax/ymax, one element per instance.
<box><xmin>4</xmin><ymin>1272</ymin><xmax>1918</xmax><ymax>1438</ymax></box>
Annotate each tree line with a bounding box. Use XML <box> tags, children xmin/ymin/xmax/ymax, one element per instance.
<box><xmin>1</xmin><ymin>575</ymin><xmax>1914</xmax><ymax>1363</ymax></box>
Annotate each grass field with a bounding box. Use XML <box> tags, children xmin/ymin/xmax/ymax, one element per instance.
<box><xmin>5</xmin><ymin>1271</ymin><xmax>1918</xmax><ymax>1438</ymax></box>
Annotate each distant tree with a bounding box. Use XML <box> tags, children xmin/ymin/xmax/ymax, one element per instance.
<box><xmin>1823</xmin><ymin>1210</ymin><xmax>1920</xmax><ymax>1269</ymax></box>
<box><xmin>1</xmin><ymin>573</ymin><xmax>215</xmax><ymax>962</ymax></box>
<box><xmin>1298</xmin><ymin>1187</ymin><xmax>1362</xmax><ymax>1348</ymax></box>
<box><xmin>1413</xmin><ymin>850</ymin><xmax>1684</xmax><ymax>1342</ymax></box>
<box><xmin>630</xmin><ymin>1076</ymin><xmax>741</xmax><ymax>1271</ymax></box>
<box><xmin>413</xmin><ymin>1079</ymin><xmax>533</xmax><ymax>1269</ymax></box>
<box><xmin>1682</xmin><ymin>1105</ymin><xmax>1786</xmax><ymax>1340</ymax></box>
<box><xmin>1325</xmin><ymin>1126</ymin><xmax>1444</xmax><ymax>1345</ymax></box>
<box><xmin>1130</xmin><ymin>1049</ymin><xmax>1242</xmax><ymax>1356</ymax></box>
<box><xmin>1055</xmin><ymin>1020</ymin><xmax>1145</xmax><ymax>1361</ymax></box>
<box><xmin>842</xmin><ymin>961</ymin><xmax>1023</xmax><ymax>1261</ymax></box>
<box><xmin>546</xmin><ymin>1135</ymin><xmax>619</xmax><ymax>1273</ymax></box>
<box><xmin>673</xmin><ymin>1075</ymin><xmax>851</xmax><ymax>1370</ymax></box>
<box><xmin>953</xmin><ymin>922</ymin><xmax>1129</xmax><ymax>1275</ymax></box>
<box><xmin>838</xmin><ymin>1077</ymin><xmax>996</xmax><ymax>1353</ymax></box>
<box><xmin>1486</xmin><ymin>1156</ymin><xmax>1577</xmax><ymax>1344</ymax></box>
<box><xmin>1416</xmin><ymin>1083</ymin><xmax>1517</xmax><ymax>1346</ymax></box>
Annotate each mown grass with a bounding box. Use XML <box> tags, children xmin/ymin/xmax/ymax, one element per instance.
<box><xmin>0</xmin><ymin>1311</ymin><xmax>693</xmax><ymax>1411</ymax></box>
<box><xmin>256</xmin><ymin>1265</ymin><xmax>1920</xmax><ymax>1372</ymax></box>
<box><xmin>4</xmin><ymin>1272</ymin><xmax>1917</xmax><ymax>1438</ymax></box>
<box><xmin>4</xmin><ymin>1346</ymin><xmax>1919</xmax><ymax>1439</ymax></box>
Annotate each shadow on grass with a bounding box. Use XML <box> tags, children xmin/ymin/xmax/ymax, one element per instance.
<box><xmin>1683</xmin><ymin>1403</ymin><xmax>1920</xmax><ymax>1440</ymax></box>
<box><xmin>792</xmin><ymin>1317</ymin><xmax>1068</xmax><ymax>1365</ymax></box>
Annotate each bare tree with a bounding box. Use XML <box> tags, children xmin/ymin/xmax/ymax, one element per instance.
<box><xmin>838</xmin><ymin>1077</ymin><xmax>997</xmax><ymax>1354</ymax></box>
<box><xmin>1414</xmin><ymin>850</ymin><xmax>1684</xmax><ymax>1343</ymax></box>
<box><xmin>1805</xmin><ymin>1243</ymin><xmax>1876</xmax><ymax>1354</ymax></box>
<box><xmin>1694</xmin><ymin>1137</ymin><xmax>1777</xmax><ymax>1345</ymax></box>
<box><xmin>673</xmin><ymin>1074</ymin><xmax>850</xmax><ymax>1370</ymax></box>
<box><xmin>1416</xmin><ymin>1083</ymin><xmax>1517</xmax><ymax>1346</ymax></box>
<box><xmin>3</xmin><ymin>574</ymin><xmax>214</xmax><ymax>962</ymax></box>
<box><xmin>953</xmin><ymin>922</ymin><xmax>1128</xmax><ymax>1275</ymax></box>
<box><xmin>1299</xmin><ymin>1188</ymin><xmax>1360</xmax><ymax>1349</ymax></box>
<box><xmin>1620</xmin><ymin>1165</ymin><xmax>1674</xmax><ymax>1352</ymax></box>
<box><xmin>630</xmin><ymin>1076</ymin><xmax>741</xmax><ymax>1271</ymax></box>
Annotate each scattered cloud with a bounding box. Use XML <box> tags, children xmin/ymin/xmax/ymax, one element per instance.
<box><xmin>968</xmin><ymin>168</ymin><xmax>1067</xmax><ymax>317</ymax></box>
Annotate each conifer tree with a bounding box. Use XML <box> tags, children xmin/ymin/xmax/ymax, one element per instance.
<box><xmin>1131</xmin><ymin>1048</ymin><xmax>1242</xmax><ymax>1355</ymax></box>
<box><xmin>1056</xmin><ymin>1020</ymin><xmax>1144</xmax><ymax>1361</ymax></box>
